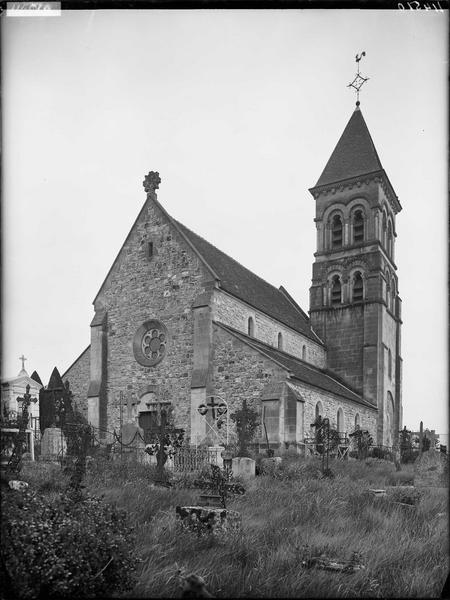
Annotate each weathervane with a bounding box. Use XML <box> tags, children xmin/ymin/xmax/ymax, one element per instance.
<box><xmin>347</xmin><ymin>51</ymin><xmax>369</xmax><ymax>106</ymax></box>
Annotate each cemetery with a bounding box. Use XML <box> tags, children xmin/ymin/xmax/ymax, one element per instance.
<box><xmin>0</xmin><ymin>384</ymin><xmax>448</xmax><ymax>599</ymax></box>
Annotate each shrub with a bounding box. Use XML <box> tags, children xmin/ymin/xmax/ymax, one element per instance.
<box><xmin>401</xmin><ymin>449</ymin><xmax>419</xmax><ymax>464</ymax></box>
<box><xmin>1</xmin><ymin>488</ymin><xmax>138</xmax><ymax>598</ymax></box>
<box><xmin>370</xmin><ymin>446</ymin><xmax>393</xmax><ymax>461</ymax></box>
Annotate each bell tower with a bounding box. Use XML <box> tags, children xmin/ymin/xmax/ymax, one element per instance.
<box><xmin>308</xmin><ymin>104</ymin><xmax>403</xmax><ymax>446</ymax></box>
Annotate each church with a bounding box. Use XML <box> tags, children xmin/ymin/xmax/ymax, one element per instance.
<box><xmin>62</xmin><ymin>103</ymin><xmax>402</xmax><ymax>451</ymax></box>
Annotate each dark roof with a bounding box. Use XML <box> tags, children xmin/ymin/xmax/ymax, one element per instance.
<box><xmin>47</xmin><ymin>366</ymin><xmax>63</xmax><ymax>390</ymax></box>
<box><xmin>173</xmin><ymin>219</ymin><xmax>322</xmax><ymax>344</ymax></box>
<box><xmin>30</xmin><ymin>371</ymin><xmax>43</xmax><ymax>386</ymax></box>
<box><xmin>217</xmin><ymin>322</ymin><xmax>375</xmax><ymax>408</ymax></box>
<box><xmin>314</xmin><ymin>107</ymin><xmax>384</xmax><ymax>188</ymax></box>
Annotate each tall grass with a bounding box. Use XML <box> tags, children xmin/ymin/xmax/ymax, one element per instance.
<box><xmin>20</xmin><ymin>456</ymin><xmax>448</xmax><ymax>598</ymax></box>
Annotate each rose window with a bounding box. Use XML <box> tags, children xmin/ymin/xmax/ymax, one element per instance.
<box><xmin>142</xmin><ymin>329</ymin><xmax>166</xmax><ymax>361</ymax></box>
<box><xmin>133</xmin><ymin>319</ymin><xmax>168</xmax><ymax>367</ymax></box>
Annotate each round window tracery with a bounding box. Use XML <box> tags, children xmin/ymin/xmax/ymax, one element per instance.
<box><xmin>133</xmin><ymin>320</ymin><xmax>168</xmax><ymax>367</ymax></box>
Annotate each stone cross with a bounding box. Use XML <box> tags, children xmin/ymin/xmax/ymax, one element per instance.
<box><xmin>143</xmin><ymin>171</ymin><xmax>161</xmax><ymax>194</ymax></box>
<box><xmin>19</xmin><ymin>355</ymin><xmax>27</xmax><ymax>371</ymax></box>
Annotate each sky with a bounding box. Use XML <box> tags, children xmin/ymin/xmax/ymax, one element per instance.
<box><xmin>2</xmin><ymin>9</ymin><xmax>448</xmax><ymax>434</ymax></box>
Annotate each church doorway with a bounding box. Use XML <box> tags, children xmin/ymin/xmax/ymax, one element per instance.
<box><xmin>138</xmin><ymin>411</ymin><xmax>159</xmax><ymax>443</ymax></box>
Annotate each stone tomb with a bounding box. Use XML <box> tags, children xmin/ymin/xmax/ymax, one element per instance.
<box><xmin>118</xmin><ymin>421</ymin><xmax>150</xmax><ymax>464</ymax></box>
<box><xmin>40</xmin><ymin>427</ymin><xmax>67</xmax><ymax>461</ymax></box>
<box><xmin>232</xmin><ymin>456</ymin><xmax>256</xmax><ymax>478</ymax></box>
<box><xmin>414</xmin><ymin>451</ymin><xmax>448</xmax><ymax>487</ymax></box>
<box><xmin>176</xmin><ymin>505</ymin><xmax>242</xmax><ymax>537</ymax></box>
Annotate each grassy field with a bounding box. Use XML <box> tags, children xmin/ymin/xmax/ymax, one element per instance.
<box><xmin>20</xmin><ymin>456</ymin><xmax>448</xmax><ymax>598</ymax></box>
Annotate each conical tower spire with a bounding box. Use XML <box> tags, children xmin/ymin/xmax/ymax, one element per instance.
<box><xmin>314</xmin><ymin>107</ymin><xmax>384</xmax><ymax>188</ymax></box>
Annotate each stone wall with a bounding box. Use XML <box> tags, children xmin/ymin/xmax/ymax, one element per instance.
<box><xmin>93</xmin><ymin>197</ymin><xmax>213</xmax><ymax>437</ymax></box>
<box><xmin>211</xmin><ymin>324</ymin><xmax>377</xmax><ymax>444</ymax></box>
<box><xmin>212</xmin><ymin>289</ymin><xmax>326</xmax><ymax>368</ymax></box>
<box><xmin>61</xmin><ymin>346</ymin><xmax>90</xmax><ymax>418</ymax></box>
<box><xmin>211</xmin><ymin>324</ymin><xmax>287</xmax><ymax>442</ymax></box>
<box><xmin>311</xmin><ymin>304</ymin><xmax>365</xmax><ymax>393</ymax></box>
<box><xmin>287</xmin><ymin>380</ymin><xmax>377</xmax><ymax>440</ymax></box>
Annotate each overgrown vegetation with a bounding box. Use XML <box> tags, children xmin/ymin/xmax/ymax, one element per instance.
<box><xmin>5</xmin><ymin>455</ymin><xmax>448</xmax><ymax>598</ymax></box>
<box><xmin>1</xmin><ymin>488</ymin><xmax>138</xmax><ymax>599</ymax></box>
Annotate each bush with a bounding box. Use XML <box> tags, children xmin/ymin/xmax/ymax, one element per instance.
<box><xmin>1</xmin><ymin>488</ymin><xmax>138</xmax><ymax>598</ymax></box>
<box><xmin>370</xmin><ymin>447</ymin><xmax>393</xmax><ymax>461</ymax></box>
<box><xmin>401</xmin><ymin>449</ymin><xmax>419</xmax><ymax>464</ymax></box>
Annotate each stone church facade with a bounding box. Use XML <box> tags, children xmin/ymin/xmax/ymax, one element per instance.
<box><xmin>62</xmin><ymin>105</ymin><xmax>402</xmax><ymax>450</ymax></box>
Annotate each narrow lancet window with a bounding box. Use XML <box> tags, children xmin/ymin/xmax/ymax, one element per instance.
<box><xmin>248</xmin><ymin>317</ymin><xmax>254</xmax><ymax>337</ymax></box>
<box><xmin>353</xmin><ymin>272</ymin><xmax>364</xmax><ymax>302</ymax></box>
<box><xmin>331</xmin><ymin>275</ymin><xmax>342</xmax><ymax>306</ymax></box>
<box><xmin>331</xmin><ymin>215</ymin><xmax>343</xmax><ymax>248</ymax></box>
<box><xmin>353</xmin><ymin>210</ymin><xmax>364</xmax><ymax>243</ymax></box>
<box><xmin>277</xmin><ymin>332</ymin><xmax>283</xmax><ymax>350</ymax></box>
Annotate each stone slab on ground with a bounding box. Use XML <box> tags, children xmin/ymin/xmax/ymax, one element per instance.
<box><xmin>176</xmin><ymin>505</ymin><xmax>241</xmax><ymax>536</ymax></box>
<box><xmin>414</xmin><ymin>451</ymin><xmax>448</xmax><ymax>487</ymax></box>
<box><xmin>232</xmin><ymin>457</ymin><xmax>256</xmax><ymax>478</ymax></box>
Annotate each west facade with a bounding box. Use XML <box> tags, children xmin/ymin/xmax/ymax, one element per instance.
<box><xmin>62</xmin><ymin>106</ymin><xmax>402</xmax><ymax>450</ymax></box>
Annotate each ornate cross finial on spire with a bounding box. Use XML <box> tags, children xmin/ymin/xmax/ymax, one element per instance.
<box><xmin>347</xmin><ymin>51</ymin><xmax>369</xmax><ymax>107</ymax></box>
<box><xmin>19</xmin><ymin>355</ymin><xmax>27</xmax><ymax>371</ymax></box>
<box><xmin>143</xmin><ymin>171</ymin><xmax>161</xmax><ymax>194</ymax></box>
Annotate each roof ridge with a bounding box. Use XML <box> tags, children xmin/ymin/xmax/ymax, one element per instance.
<box><xmin>174</xmin><ymin>219</ymin><xmax>307</xmax><ymax>315</ymax></box>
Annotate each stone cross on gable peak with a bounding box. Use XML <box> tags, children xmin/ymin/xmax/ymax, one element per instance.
<box><xmin>18</xmin><ymin>354</ymin><xmax>28</xmax><ymax>376</ymax></box>
<box><xmin>143</xmin><ymin>171</ymin><xmax>161</xmax><ymax>196</ymax></box>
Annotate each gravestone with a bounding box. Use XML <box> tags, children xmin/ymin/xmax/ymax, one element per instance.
<box><xmin>120</xmin><ymin>421</ymin><xmax>144</xmax><ymax>445</ymax></box>
<box><xmin>119</xmin><ymin>422</ymin><xmax>148</xmax><ymax>462</ymax></box>
<box><xmin>232</xmin><ymin>456</ymin><xmax>256</xmax><ymax>478</ymax></box>
<box><xmin>208</xmin><ymin>445</ymin><xmax>225</xmax><ymax>467</ymax></box>
<box><xmin>40</xmin><ymin>427</ymin><xmax>67</xmax><ymax>461</ymax></box>
<box><xmin>414</xmin><ymin>451</ymin><xmax>448</xmax><ymax>487</ymax></box>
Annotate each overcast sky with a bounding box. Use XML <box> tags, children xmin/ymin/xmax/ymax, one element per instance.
<box><xmin>2</xmin><ymin>9</ymin><xmax>447</xmax><ymax>433</ymax></box>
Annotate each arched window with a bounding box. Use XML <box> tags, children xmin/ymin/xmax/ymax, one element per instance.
<box><xmin>390</xmin><ymin>279</ymin><xmax>396</xmax><ymax>312</ymax></box>
<box><xmin>387</xmin><ymin>221</ymin><xmax>393</xmax><ymax>257</ymax></box>
<box><xmin>277</xmin><ymin>332</ymin><xmax>283</xmax><ymax>350</ymax></box>
<box><xmin>354</xmin><ymin>413</ymin><xmax>360</xmax><ymax>430</ymax></box>
<box><xmin>315</xmin><ymin>401</ymin><xmax>323</xmax><ymax>421</ymax></box>
<box><xmin>382</xmin><ymin>212</ymin><xmax>387</xmax><ymax>247</ymax></box>
<box><xmin>331</xmin><ymin>275</ymin><xmax>342</xmax><ymax>306</ymax></box>
<box><xmin>353</xmin><ymin>210</ymin><xmax>364</xmax><ymax>243</ymax></box>
<box><xmin>337</xmin><ymin>408</ymin><xmax>344</xmax><ymax>434</ymax></box>
<box><xmin>247</xmin><ymin>317</ymin><xmax>254</xmax><ymax>337</ymax></box>
<box><xmin>331</xmin><ymin>215</ymin><xmax>343</xmax><ymax>248</ymax></box>
<box><xmin>388</xmin><ymin>348</ymin><xmax>392</xmax><ymax>379</ymax></box>
<box><xmin>385</xmin><ymin>270</ymin><xmax>390</xmax><ymax>304</ymax></box>
<box><xmin>302</xmin><ymin>345</ymin><xmax>306</xmax><ymax>360</ymax></box>
<box><xmin>352</xmin><ymin>271</ymin><xmax>364</xmax><ymax>302</ymax></box>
